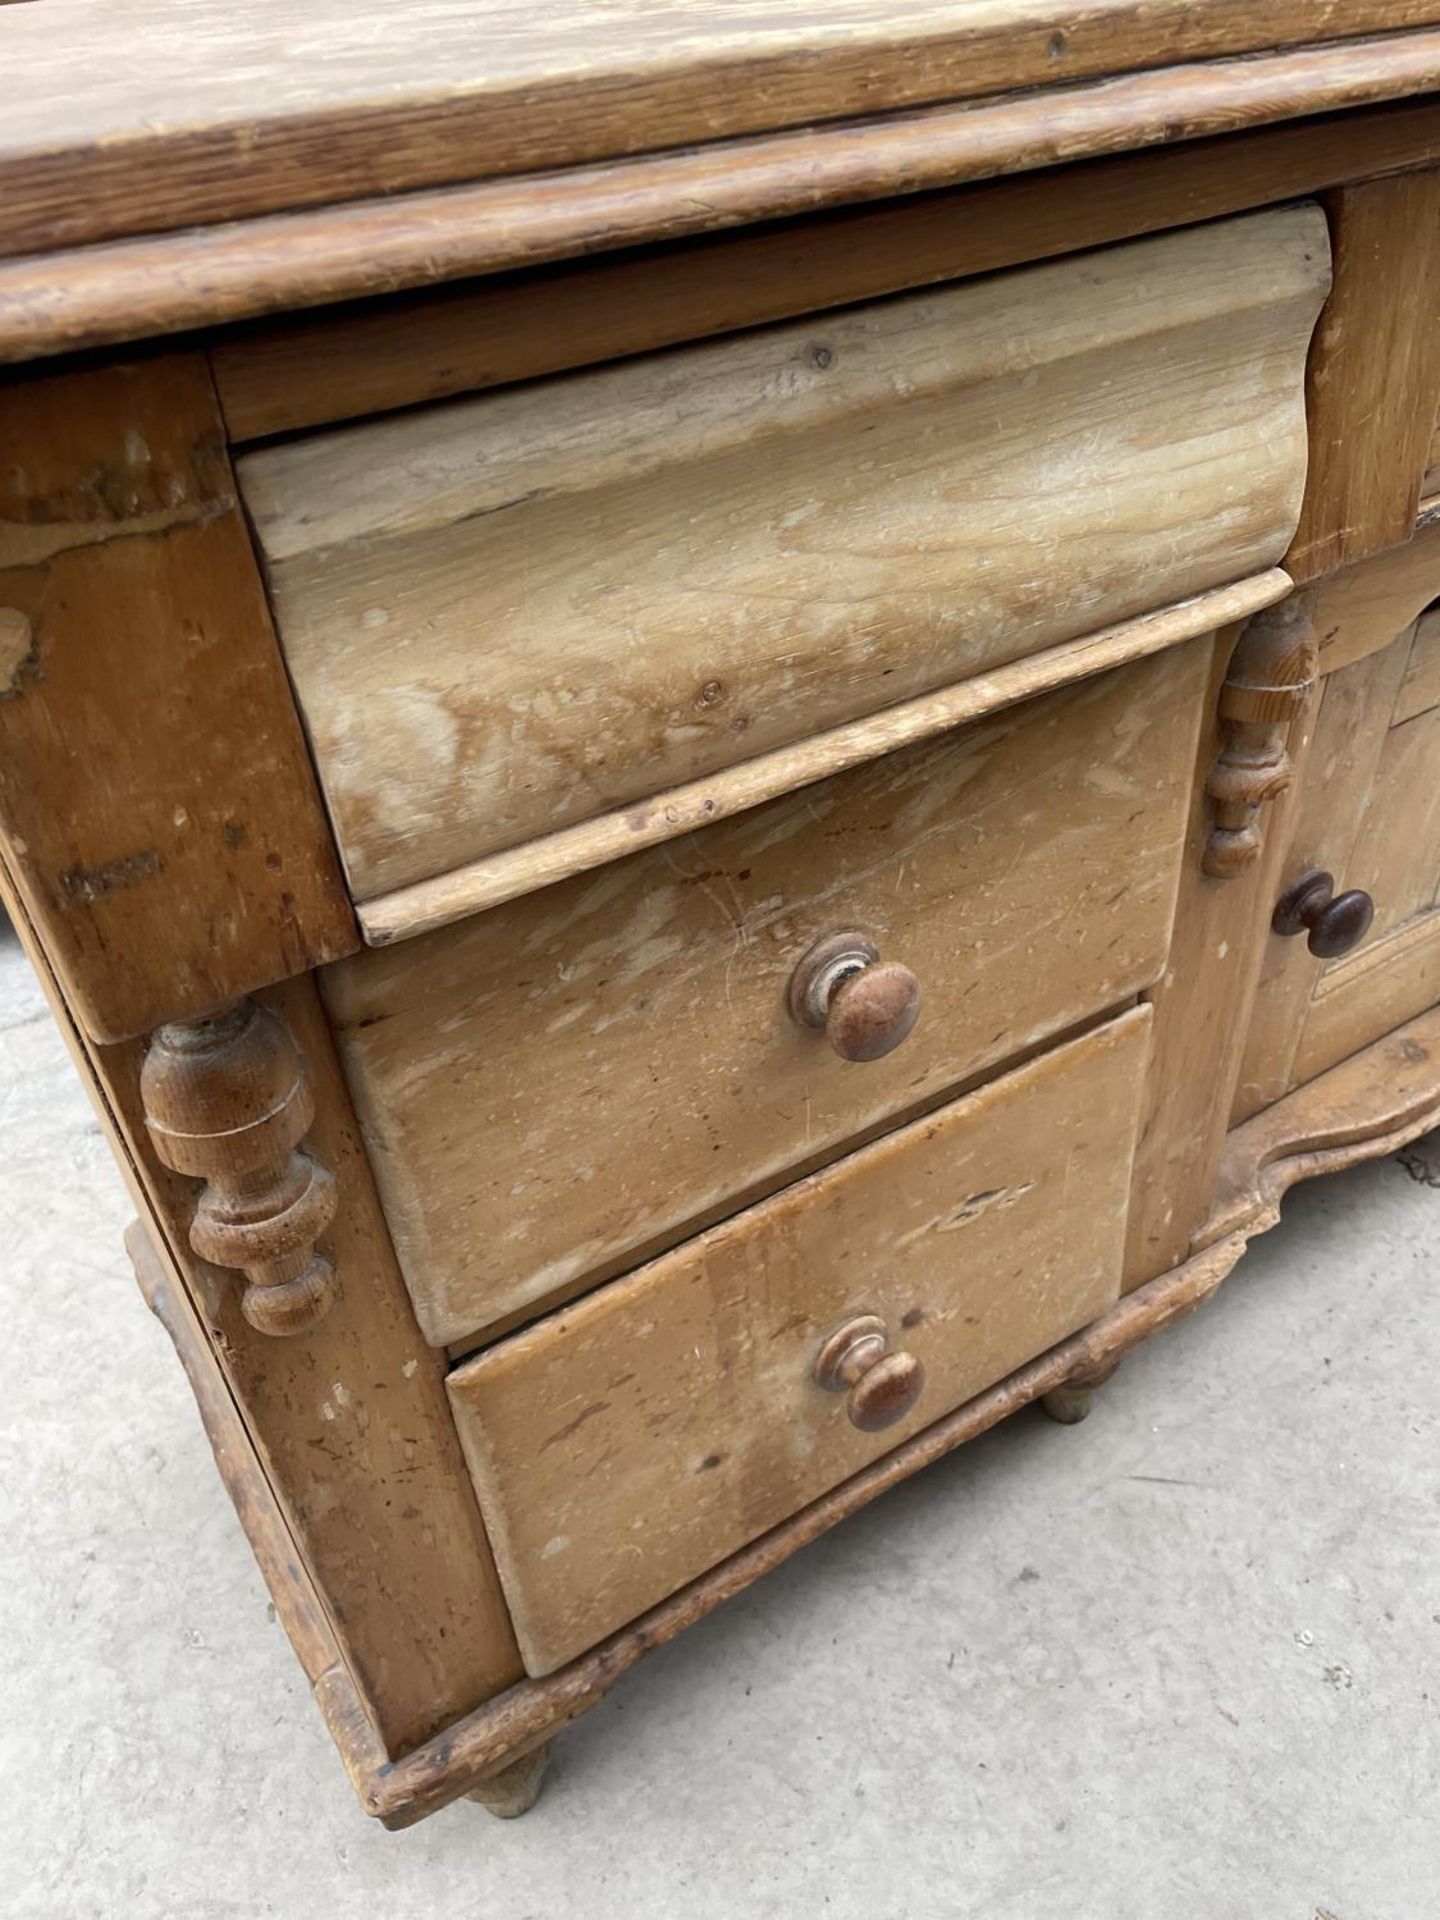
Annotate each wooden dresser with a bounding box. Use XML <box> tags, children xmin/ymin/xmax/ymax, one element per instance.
<box><xmin>6</xmin><ymin>2</ymin><xmax>1440</xmax><ymax>1828</ymax></box>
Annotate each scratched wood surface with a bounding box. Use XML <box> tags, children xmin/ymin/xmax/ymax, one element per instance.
<box><xmin>1287</xmin><ymin>169</ymin><xmax>1440</xmax><ymax>582</ymax></box>
<box><xmin>243</xmin><ymin>208</ymin><xmax>1326</xmax><ymax>902</ymax></box>
<box><xmin>449</xmin><ymin>1008</ymin><xmax>1149</xmax><ymax>1674</ymax></box>
<box><xmin>3</xmin><ymin>2</ymin><xmax>1435</xmax><ymax>261</ymax></box>
<box><xmin>1234</xmin><ymin>596</ymin><xmax>1440</xmax><ymax>1115</ymax></box>
<box><xmin>323</xmin><ymin>641</ymin><xmax>1206</xmax><ymax>1349</ymax></box>
<box><xmin>211</xmin><ymin>100</ymin><xmax>1440</xmax><ymax>444</ymax></box>
<box><xmin>0</xmin><ymin>355</ymin><xmax>357</xmax><ymax>1043</ymax></box>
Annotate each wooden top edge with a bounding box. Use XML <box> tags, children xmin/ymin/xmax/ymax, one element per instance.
<box><xmin>3</xmin><ymin>34</ymin><xmax>1439</xmax><ymax>370</ymax></box>
<box><xmin>355</xmin><ymin>568</ymin><xmax>1292</xmax><ymax>949</ymax></box>
<box><xmin>5</xmin><ymin>3</ymin><xmax>1440</xmax><ymax>262</ymax></box>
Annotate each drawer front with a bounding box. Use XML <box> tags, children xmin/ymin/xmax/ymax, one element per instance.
<box><xmin>323</xmin><ymin>639</ymin><xmax>1207</xmax><ymax>1347</ymax></box>
<box><xmin>241</xmin><ymin>206</ymin><xmax>1327</xmax><ymax>901</ymax></box>
<box><xmin>449</xmin><ymin>1008</ymin><xmax>1150</xmax><ymax>1674</ymax></box>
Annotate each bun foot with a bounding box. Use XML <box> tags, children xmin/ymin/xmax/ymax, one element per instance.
<box><xmin>466</xmin><ymin>1741</ymin><xmax>552</xmax><ymax>1819</ymax></box>
<box><xmin>1040</xmin><ymin>1359</ymin><xmax>1121</xmax><ymax>1425</ymax></box>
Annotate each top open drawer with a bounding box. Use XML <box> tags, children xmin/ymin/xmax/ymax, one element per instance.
<box><xmin>238</xmin><ymin>206</ymin><xmax>1328</xmax><ymax>914</ymax></box>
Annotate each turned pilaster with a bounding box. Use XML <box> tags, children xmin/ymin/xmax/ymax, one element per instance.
<box><xmin>140</xmin><ymin>998</ymin><xmax>339</xmax><ymax>1336</ymax></box>
<box><xmin>1202</xmin><ymin>595</ymin><xmax>1318</xmax><ymax>879</ymax></box>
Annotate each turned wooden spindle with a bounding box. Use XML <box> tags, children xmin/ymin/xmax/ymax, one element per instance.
<box><xmin>813</xmin><ymin>1314</ymin><xmax>925</xmax><ymax>1431</ymax></box>
<box><xmin>788</xmin><ymin>930</ymin><xmax>921</xmax><ymax>1062</ymax></box>
<box><xmin>1202</xmin><ymin>595</ymin><xmax>1318</xmax><ymax>879</ymax></box>
<box><xmin>140</xmin><ymin>998</ymin><xmax>339</xmax><ymax>1336</ymax></box>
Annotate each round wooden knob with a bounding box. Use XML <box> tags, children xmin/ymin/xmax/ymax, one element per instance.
<box><xmin>1272</xmin><ymin>869</ymin><xmax>1375</xmax><ymax>959</ymax></box>
<box><xmin>813</xmin><ymin>1314</ymin><xmax>925</xmax><ymax>1432</ymax></box>
<box><xmin>788</xmin><ymin>931</ymin><xmax>921</xmax><ymax>1062</ymax></box>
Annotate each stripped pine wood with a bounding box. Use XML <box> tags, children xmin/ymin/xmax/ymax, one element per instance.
<box><xmin>243</xmin><ymin>208</ymin><xmax>1327</xmax><ymax>901</ymax></box>
<box><xmin>1122</xmin><ymin>621</ymin><xmax>1316</xmax><ymax>1290</ymax></box>
<box><xmin>357</xmin><ymin>570</ymin><xmax>1288</xmax><ymax>944</ymax></box>
<box><xmin>1233</xmin><ymin>633</ymin><xmax>1417</xmax><ymax>1120</ymax></box>
<box><xmin>1287</xmin><ymin>169</ymin><xmax>1440</xmax><ymax>581</ymax></box>
<box><xmin>324</xmin><ymin>643</ymin><xmax>1206</xmax><ymax>1348</ymax></box>
<box><xmin>4</xmin><ymin>3</ymin><xmax>1437</xmax><ymax>261</ymax></box>
<box><xmin>1394</xmin><ymin>602</ymin><xmax>1440</xmax><ymax>722</ymax></box>
<box><xmin>1</xmin><ymin>40</ymin><xmax>1434</xmax><ymax>369</ymax></box>
<box><xmin>0</xmin><ymin>845</ymin><xmax>524</xmax><ymax>1752</ymax></box>
<box><xmin>0</xmin><ymin>356</ymin><xmax>357</xmax><ymax>1043</ymax></box>
<box><xmin>210</xmin><ymin>99</ymin><xmax>1440</xmax><ymax>443</ymax></box>
<box><xmin>450</xmin><ymin>1010</ymin><xmax>1150</xmax><ymax>1674</ymax></box>
<box><xmin>1292</xmin><ymin>915</ymin><xmax>1440</xmax><ymax>1085</ymax></box>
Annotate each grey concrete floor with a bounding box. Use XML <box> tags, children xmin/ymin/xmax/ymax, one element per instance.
<box><xmin>0</xmin><ymin>917</ymin><xmax>1436</xmax><ymax>1920</ymax></box>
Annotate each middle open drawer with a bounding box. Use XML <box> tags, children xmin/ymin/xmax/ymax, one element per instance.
<box><xmin>321</xmin><ymin>637</ymin><xmax>1207</xmax><ymax>1348</ymax></box>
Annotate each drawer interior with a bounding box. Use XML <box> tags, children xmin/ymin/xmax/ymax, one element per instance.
<box><xmin>449</xmin><ymin>1007</ymin><xmax>1151</xmax><ymax>1674</ymax></box>
<box><xmin>322</xmin><ymin>639</ymin><xmax>1208</xmax><ymax>1348</ymax></box>
<box><xmin>241</xmin><ymin>206</ymin><xmax>1327</xmax><ymax>904</ymax></box>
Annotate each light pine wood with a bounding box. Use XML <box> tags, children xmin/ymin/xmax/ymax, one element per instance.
<box><xmin>2</xmin><ymin>34</ymin><xmax>1437</xmax><ymax>367</ymax></box>
<box><xmin>1121</xmin><ymin>619</ymin><xmax>1320</xmax><ymax>1291</ymax></box>
<box><xmin>219</xmin><ymin>1001</ymin><xmax>1440</xmax><ymax>1830</ymax></box>
<box><xmin>209</xmin><ymin>99</ymin><xmax>1440</xmax><ymax>443</ymax></box>
<box><xmin>243</xmin><ymin>209</ymin><xmax>1326</xmax><ymax>902</ymax></box>
<box><xmin>1309</xmin><ymin>513</ymin><xmax>1440</xmax><ymax>674</ymax></box>
<box><xmin>1342</xmin><ymin>703</ymin><xmax>1440</xmax><ymax>945</ymax></box>
<box><xmin>127</xmin><ymin>1220</ymin><xmax>349</xmax><ymax>1695</ymax></box>
<box><xmin>1288</xmin><ymin>169</ymin><xmax>1440</xmax><ymax>582</ymax></box>
<box><xmin>0</xmin><ymin>356</ymin><xmax>358</xmax><ymax>1044</ymax></box>
<box><xmin>141</xmin><ymin>1000</ymin><xmax>339</xmax><ymax>1336</ymax></box>
<box><xmin>1204</xmin><ymin>1002</ymin><xmax>1440</xmax><ymax>1246</ymax></box>
<box><xmin>357</xmin><ymin>570</ymin><xmax>1289</xmax><ymax>944</ymax></box>
<box><xmin>4</xmin><ymin>3</ymin><xmax>1437</xmax><ymax>261</ymax></box>
<box><xmin>1232</xmin><ymin>638</ymin><xmax>1413</xmax><ymax>1120</ymax></box>
<box><xmin>325</xmin><ymin>643</ymin><xmax>1207</xmax><ymax>1348</ymax></box>
<box><xmin>450</xmin><ymin>1009</ymin><xmax>1150</xmax><ymax>1675</ymax></box>
<box><xmin>0</xmin><ymin>841</ymin><xmax>524</xmax><ymax>1754</ymax></box>
<box><xmin>1200</xmin><ymin>596</ymin><xmax>1318</xmax><ymax>879</ymax></box>
<box><xmin>1394</xmin><ymin>602</ymin><xmax>1440</xmax><ymax>723</ymax></box>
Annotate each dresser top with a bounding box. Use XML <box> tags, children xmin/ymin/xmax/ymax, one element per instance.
<box><xmin>4</xmin><ymin>1</ymin><xmax>1440</xmax><ymax>363</ymax></box>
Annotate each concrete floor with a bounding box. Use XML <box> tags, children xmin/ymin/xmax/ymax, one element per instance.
<box><xmin>0</xmin><ymin>919</ymin><xmax>1436</xmax><ymax>1920</ymax></box>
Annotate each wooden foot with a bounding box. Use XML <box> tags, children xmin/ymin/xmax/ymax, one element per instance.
<box><xmin>1040</xmin><ymin>1359</ymin><xmax>1121</xmax><ymax>1425</ymax></box>
<box><xmin>465</xmin><ymin>1741</ymin><xmax>552</xmax><ymax>1819</ymax></box>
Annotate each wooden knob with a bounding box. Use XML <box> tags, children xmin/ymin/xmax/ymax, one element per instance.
<box><xmin>1272</xmin><ymin>869</ymin><xmax>1375</xmax><ymax>959</ymax></box>
<box><xmin>788</xmin><ymin>930</ymin><xmax>921</xmax><ymax>1062</ymax></box>
<box><xmin>813</xmin><ymin>1314</ymin><xmax>925</xmax><ymax>1432</ymax></box>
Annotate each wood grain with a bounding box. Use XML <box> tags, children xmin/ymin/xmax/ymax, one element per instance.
<box><xmin>210</xmin><ymin>97</ymin><xmax>1440</xmax><ymax>443</ymax></box>
<box><xmin>367</xmin><ymin>1000</ymin><xmax>1440</xmax><ymax>1824</ymax></box>
<box><xmin>0</xmin><ymin>356</ymin><xmax>357</xmax><ymax>1044</ymax></box>
<box><xmin>245</xmin><ymin>209</ymin><xmax>1325</xmax><ymax>902</ymax></box>
<box><xmin>1309</xmin><ymin>514</ymin><xmax>1440</xmax><ymax>674</ymax></box>
<box><xmin>5</xmin><ymin>3</ymin><xmax>1438</xmax><ymax>261</ymax></box>
<box><xmin>1288</xmin><ymin>169</ymin><xmax>1440</xmax><ymax>582</ymax></box>
<box><xmin>325</xmin><ymin>643</ymin><xmax>1206</xmax><ymax>1348</ymax></box>
<box><xmin>0</xmin><ymin>845</ymin><xmax>525</xmax><ymax>1754</ymax></box>
<box><xmin>127</xmin><ymin>1220</ymin><xmax>347</xmax><ymax>1695</ymax></box>
<box><xmin>357</xmin><ymin>571</ymin><xmax>1289</xmax><ymax>945</ymax></box>
<box><xmin>105</xmin><ymin>998</ymin><xmax>1440</xmax><ymax>1824</ymax></box>
<box><xmin>1393</xmin><ymin>602</ymin><xmax>1440</xmax><ymax>723</ymax></box>
<box><xmin>1292</xmin><ymin>914</ymin><xmax>1440</xmax><ymax>1085</ymax></box>
<box><xmin>1121</xmin><ymin>621</ymin><xmax>1318</xmax><ymax>1291</ymax></box>
<box><xmin>3</xmin><ymin>37</ymin><xmax>1432</xmax><ymax>368</ymax></box>
<box><xmin>450</xmin><ymin>1009</ymin><xmax>1149</xmax><ymax>1674</ymax></box>
<box><xmin>1232</xmin><ymin>634</ymin><xmax>1414</xmax><ymax>1120</ymax></box>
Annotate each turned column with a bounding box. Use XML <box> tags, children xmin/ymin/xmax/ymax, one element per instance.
<box><xmin>1202</xmin><ymin>594</ymin><xmax>1318</xmax><ymax>879</ymax></box>
<box><xmin>140</xmin><ymin>998</ymin><xmax>339</xmax><ymax>1335</ymax></box>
